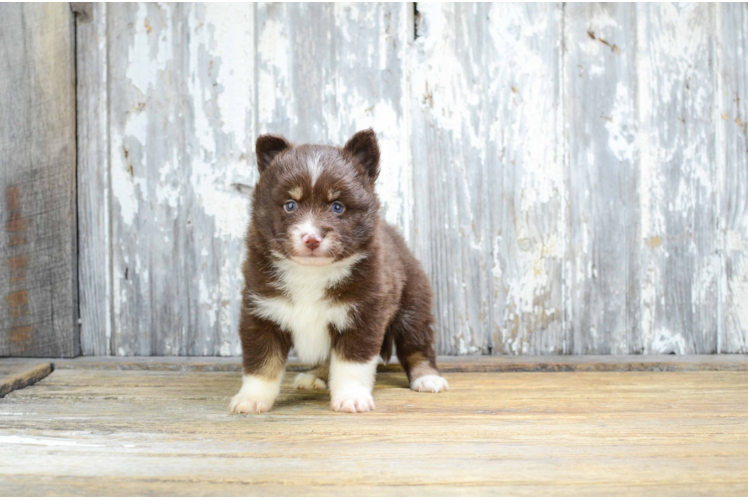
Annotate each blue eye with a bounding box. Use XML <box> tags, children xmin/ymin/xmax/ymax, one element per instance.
<box><xmin>331</xmin><ymin>202</ymin><xmax>345</xmax><ymax>214</ymax></box>
<box><xmin>284</xmin><ymin>200</ymin><xmax>297</xmax><ymax>212</ymax></box>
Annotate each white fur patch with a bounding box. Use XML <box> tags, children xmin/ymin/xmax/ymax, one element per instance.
<box><xmin>411</xmin><ymin>375</ymin><xmax>449</xmax><ymax>393</ymax></box>
<box><xmin>229</xmin><ymin>373</ymin><xmax>283</xmax><ymax>414</ymax></box>
<box><xmin>307</xmin><ymin>152</ymin><xmax>323</xmax><ymax>186</ymax></box>
<box><xmin>329</xmin><ymin>353</ymin><xmax>378</xmax><ymax>413</ymax></box>
<box><xmin>251</xmin><ymin>253</ymin><xmax>366</xmax><ymax>364</ymax></box>
<box><xmin>293</xmin><ymin>373</ymin><xmax>327</xmax><ymax>390</ymax></box>
<box><xmin>289</xmin><ymin>218</ymin><xmax>332</xmax><ymax>259</ymax></box>
<box><xmin>294</xmin><ymin>219</ymin><xmax>320</xmax><ymax>237</ymax></box>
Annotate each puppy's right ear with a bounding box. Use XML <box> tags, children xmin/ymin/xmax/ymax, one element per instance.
<box><xmin>256</xmin><ymin>134</ymin><xmax>291</xmax><ymax>174</ymax></box>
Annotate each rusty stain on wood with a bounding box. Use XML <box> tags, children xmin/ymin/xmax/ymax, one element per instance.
<box><xmin>4</xmin><ymin>187</ymin><xmax>26</xmax><ymax>247</ymax></box>
<box><xmin>6</xmin><ymin>255</ymin><xmax>27</xmax><ymax>284</ymax></box>
<box><xmin>1</xmin><ymin>3</ymin><xmax>78</xmax><ymax>357</ymax></box>
<box><xmin>8</xmin><ymin>327</ymin><xmax>32</xmax><ymax>347</ymax></box>
<box><xmin>3</xmin><ymin>187</ymin><xmax>30</xmax><ymax>350</ymax></box>
<box><xmin>4</xmin><ymin>291</ymin><xmax>28</xmax><ymax>317</ymax></box>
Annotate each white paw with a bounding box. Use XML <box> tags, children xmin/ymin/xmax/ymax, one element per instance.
<box><xmin>411</xmin><ymin>375</ymin><xmax>449</xmax><ymax>393</ymax></box>
<box><xmin>229</xmin><ymin>391</ymin><xmax>276</xmax><ymax>414</ymax></box>
<box><xmin>293</xmin><ymin>373</ymin><xmax>327</xmax><ymax>390</ymax></box>
<box><xmin>331</xmin><ymin>388</ymin><xmax>375</xmax><ymax>413</ymax></box>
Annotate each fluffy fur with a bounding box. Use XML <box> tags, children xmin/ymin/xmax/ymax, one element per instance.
<box><xmin>231</xmin><ymin>129</ymin><xmax>447</xmax><ymax>414</ymax></box>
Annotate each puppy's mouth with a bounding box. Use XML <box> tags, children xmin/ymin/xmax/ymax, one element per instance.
<box><xmin>290</xmin><ymin>254</ymin><xmax>335</xmax><ymax>266</ymax></box>
<box><xmin>289</xmin><ymin>244</ymin><xmax>335</xmax><ymax>266</ymax></box>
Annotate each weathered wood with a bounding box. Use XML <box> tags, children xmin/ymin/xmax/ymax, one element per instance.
<box><xmin>409</xmin><ymin>4</ymin><xmax>492</xmax><ymax>355</ymax></box>
<box><xmin>636</xmin><ymin>3</ymin><xmax>719</xmax><ymax>354</ymax></box>
<box><xmin>106</xmin><ymin>3</ymin><xmax>256</xmax><ymax>355</ymax></box>
<box><xmin>3</xmin><ymin>355</ymin><xmax>748</xmax><ymax>374</ymax></box>
<box><xmin>87</xmin><ymin>3</ymin><xmax>410</xmax><ymax>356</ymax></box>
<box><xmin>717</xmin><ymin>3</ymin><xmax>748</xmax><ymax>354</ymax></box>
<box><xmin>486</xmin><ymin>4</ymin><xmax>565</xmax><ymax>355</ymax></box>
<box><xmin>410</xmin><ymin>4</ymin><xmax>565</xmax><ymax>355</ymax></box>
<box><xmin>564</xmin><ymin>4</ymin><xmax>639</xmax><ymax>354</ymax></box>
<box><xmin>73</xmin><ymin>3</ymin><xmax>748</xmax><ymax>357</ymax></box>
<box><xmin>0</xmin><ymin>4</ymin><xmax>78</xmax><ymax>357</ymax></box>
<box><xmin>1</xmin><ymin>368</ymin><xmax>747</xmax><ymax>495</ymax></box>
<box><xmin>70</xmin><ymin>3</ymin><xmax>93</xmax><ymax>23</ymax></box>
<box><xmin>77</xmin><ymin>2</ymin><xmax>111</xmax><ymax>356</ymax></box>
<box><xmin>255</xmin><ymin>3</ymin><xmax>412</xmax><ymax>235</ymax></box>
<box><xmin>0</xmin><ymin>363</ymin><xmax>53</xmax><ymax>398</ymax></box>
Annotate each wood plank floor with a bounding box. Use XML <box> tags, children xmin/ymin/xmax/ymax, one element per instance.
<box><xmin>1</xmin><ymin>361</ymin><xmax>748</xmax><ymax>496</ymax></box>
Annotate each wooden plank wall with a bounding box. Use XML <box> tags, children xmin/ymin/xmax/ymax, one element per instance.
<box><xmin>73</xmin><ymin>2</ymin><xmax>748</xmax><ymax>356</ymax></box>
<box><xmin>0</xmin><ymin>4</ymin><xmax>78</xmax><ymax>357</ymax></box>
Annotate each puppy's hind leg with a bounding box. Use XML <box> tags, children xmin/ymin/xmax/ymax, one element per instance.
<box><xmin>392</xmin><ymin>322</ymin><xmax>449</xmax><ymax>393</ymax></box>
<box><xmin>391</xmin><ymin>276</ymin><xmax>449</xmax><ymax>393</ymax></box>
<box><xmin>293</xmin><ymin>363</ymin><xmax>329</xmax><ymax>390</ymax></box>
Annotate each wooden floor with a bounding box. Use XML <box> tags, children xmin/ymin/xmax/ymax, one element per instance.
<box><xmin>1</xmin><ymin>358</ymin><xmax>748</xmax><ymax>496</ymax></box>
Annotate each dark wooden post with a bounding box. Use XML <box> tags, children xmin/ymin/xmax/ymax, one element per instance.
<box><xmin>0</xmin><ymin>3</ymin><xmax>79</xmax><ymax>357</ymax></box>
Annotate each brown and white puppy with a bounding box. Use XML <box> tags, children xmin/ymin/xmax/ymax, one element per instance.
<box><xmin>229</xmin><ymin>129</ymin><xmax>447</xmax><ymax>414</ymax></box>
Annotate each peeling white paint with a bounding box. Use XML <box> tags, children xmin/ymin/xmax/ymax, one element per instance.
<box><xmin>257</xmin><ymin>17</ymin><xmax>293</xmax><ymax>129</ymax></box>
<box><xmin>125</xmin><ymin>4</ymin><xmax>173</xmax><ymax>95</ymax></box>
<box><xmin>606</xmin><ymin>81</ymin><xmax>637</xmax><ymax>163</ymax></box>
<box><xmin>81</xmin><ymin>3</ymin><xmax>746</xmax><ymax>357</ymax></box>
<box><xmin>649</xmin><ymin>329</ymin><xmax>687</xmax><ymax>354</ymax></box>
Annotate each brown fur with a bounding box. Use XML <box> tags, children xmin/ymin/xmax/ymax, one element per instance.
<box><xmin>239</xmin><ymin>129</ymin><xmax>441</xmax><ymax>384</ymax></box>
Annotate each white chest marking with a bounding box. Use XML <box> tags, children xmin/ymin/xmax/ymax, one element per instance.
<box><xmin>251</xmin><ymin>253</ymin><xmax>365</xmax><ymax>364</ymax></box>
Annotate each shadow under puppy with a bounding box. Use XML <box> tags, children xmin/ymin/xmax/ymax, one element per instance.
<box><xmin>230</xmin><ymin>129</ymin><xmax>448</xmax><ymax>414</ymax></box>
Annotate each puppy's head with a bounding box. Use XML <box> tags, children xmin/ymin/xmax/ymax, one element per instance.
<box><xmin>251</xmin><ymin>129</ymin><xmax>380</xmax><ymax>266</ymax></box>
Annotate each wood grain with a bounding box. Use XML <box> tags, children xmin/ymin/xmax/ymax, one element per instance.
<box><xmin>717</xmin><ymin>3</ymin><xmax>748</xmax><ymax>354</ymax></box>
<box><xmin>77</xmin><ymin>2</ymin><xmax>111</xmax><ymax>356</ymax></box>
<box><xmin>255</xmin><ymin>3</ymin><xmax>411</xmax><ymax>237</ymax></box>
<box><xmin>0</xmin><ymin>362</ymin><xmax>52</xmax><ymax>397</ymax></box>
<box><xmin>106</xmin><ymin>3</ymin><xmax>256</xmax><ymax>355</ymax></box>
<box><xmin>71</xmin><ymin>3</ymin><xmax>748</xmax><ymax>356</ymax></box>
<box><xmin>410</xmin><ymin>3</ymin><xmax>492</xmax><ymax>355</ymax></box>
<box><xmin>0</xmin><ymin>3</ymin><xmax>78</xmax><ymax>357</ymax></box>
<box><xmin>1</xmin><ymin>367</ymin><xmax>747</xmax><ymax>495</ymax></box>
<box><xmin>564</xmin><ymin>4</ymin><xmax>639</xmax><ymax>354</ymax></box>
<box><xmin>637</xmin><ymin>4</ymin><xmax>719</xmax><ymax>354</ymax></box>
<box><xmin>485</xmin><ymin>4</ymin><xmax>565</xmax><ymax>355</ymax></box>
<box><xmin>78</xmin><ymin>3</ymin><xmax>411</xmax><ymax>356</ymax></box>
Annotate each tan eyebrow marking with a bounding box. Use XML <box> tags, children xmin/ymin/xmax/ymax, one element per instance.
<box><xmin>328</xmin><ymin>190</ymin><xmax>341</xmax><ymax>201</ymax></box>
<box><xmin>289</xmin><ymin>186</ymin><xmax>303</xmax><ymax>200</ymax></box>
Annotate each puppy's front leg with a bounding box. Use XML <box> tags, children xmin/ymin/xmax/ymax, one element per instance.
<box><xmin>328</xmin><ymin>317</ymin><xmax>383</xmax><ymax>413</ymax></box>
<box><xmin>230</xmin><ymin>315</ymin><xmax>290</xmax><ymax>414</ymax></box>
<box><xmin>329</xmin><ymin>351</ymin><xmax>378</xmax><ymax>413</ymax></box>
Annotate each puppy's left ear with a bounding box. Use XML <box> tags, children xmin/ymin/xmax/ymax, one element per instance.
<box><xmin>344</xmin><ymin>128</ymin><xmax>380</xmax><ymax>181</ymax></box>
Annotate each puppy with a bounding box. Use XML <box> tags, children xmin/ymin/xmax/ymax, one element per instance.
<box><xmin>229</xmin><ymin>129</ymin><xmax>448</xmax><ymax>414</ymax></box>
